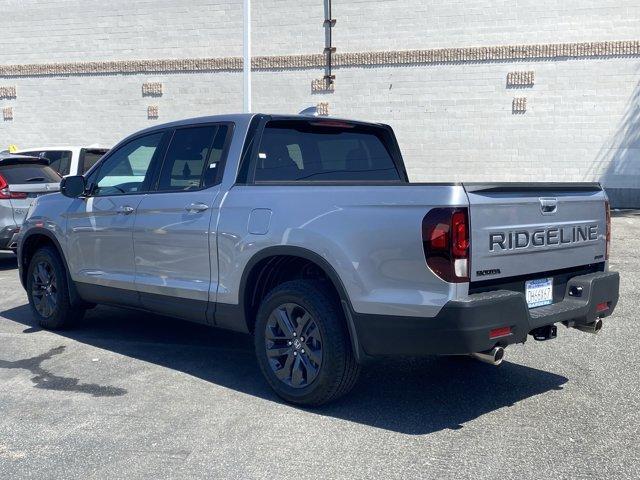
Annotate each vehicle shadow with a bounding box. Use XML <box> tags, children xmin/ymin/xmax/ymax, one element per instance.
<box><xmin>0</xmin><ymin>252</ymin><xmax>17</xmax><ymax>271</ymax></box>
<box><xmin>1</xmin><ymin>303</ymin><xmax>568</xmax><ymax>435</ymax></box>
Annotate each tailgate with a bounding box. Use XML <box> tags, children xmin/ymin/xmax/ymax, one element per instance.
<box><xmin>464</xmin><ymin>183</ymin><xmax>607</xmax><ymax>282</ymax></box>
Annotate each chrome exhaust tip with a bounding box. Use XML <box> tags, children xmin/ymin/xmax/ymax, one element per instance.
<box><xmin>573</xmin><ymin>318</ymin><xmax>603</xmax><ymax>334</ymax></box>
<box><xmin>470</xmin><ymin>346</ymin><xmax>505</xmax><ymax>366</ymax></box>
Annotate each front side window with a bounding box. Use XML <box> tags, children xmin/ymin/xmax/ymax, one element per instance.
<box><xmin>92</xmin><ymin>133</ymin><xmax>163</xmax><ymax>196</ymax></box>
<box><xmin>253</xmin><ymin>120</ymin><xmax>401</xmax><ymax>182</ymax></box>
<box><xmin>156</xmin><ymin>124</ymin><xmax>230</xmax><ymax>191</ymax></box>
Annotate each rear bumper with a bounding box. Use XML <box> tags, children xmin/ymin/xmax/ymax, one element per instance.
<box><xmin>351</xmin><ymin>271</ymin><xmax>619</xmax><ymax>357</ymax></box>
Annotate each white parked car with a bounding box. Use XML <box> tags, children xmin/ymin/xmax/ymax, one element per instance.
<box><xmin>14</xmin><ymin>145</ymin><xmax>110</xmax><ymax>177</ymax></box>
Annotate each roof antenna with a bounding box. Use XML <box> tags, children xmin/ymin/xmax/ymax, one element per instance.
<box><xmin>298</xmin><ymin>106</ymin><xmax>320</xmax><ymax>117</ymax></box>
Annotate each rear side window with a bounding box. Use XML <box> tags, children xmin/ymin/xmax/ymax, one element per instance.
<box><xmin>253</xmin><ymin>120</ymin><xmax>401</xmax><ymax>182</ymax></box>
<box><xmin>156</xmin><ymin>124</ymin><xmax>230</xmax><ymax>191</ymax></box>
<box><xmin>79</xmin><ymin>148</ymin><xmax>108</xmax><ymax>174</ymax></box>
<box><xmin>30</xmin><ymin>150</ymin><xmax>72</xmax><ymax>176</ymax></box>
<box><xmin>0</xmin><ymin>164</ymin><xmax>61</xmax><ymax>184</ymax></box>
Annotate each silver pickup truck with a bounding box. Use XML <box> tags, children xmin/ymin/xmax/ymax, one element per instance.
<box><xmin>17</xmin><ymin>114</ymin><xmax>619</xmax><ymax>406</ymax></box>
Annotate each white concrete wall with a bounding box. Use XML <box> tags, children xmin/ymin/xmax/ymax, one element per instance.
<box><xmin>0</xmin><ymin>72</ymin><xmax>243</xmax><ymax>146</ymax></box>
<box><xmin>257</xmin><ymin>58</ymin><xmax>640</xmax><ymax>191</ymax></box>
<box><xmin>0</xmin><ymin>0</ymin><xmax>242</xmax><ymax>63</ymax></box>
<box><xmin>1</xmin><ymin>1</ymin><xmax>639</xmax><ymax>205</ymax></box>
<box><xmin>3</xmin><ymin>1</ymin><xmax>639</xmax><ymax>60</ymax></box>
<box><xmin>334</xmin><ymin>0</ymin><xmax>640</xmax><ymax>51</ymax></box>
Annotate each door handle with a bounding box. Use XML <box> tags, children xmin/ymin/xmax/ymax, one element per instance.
<box><xmin>117</xmin><ymin>205</ymin><xmax>135</xmax><ymax>215</ymax></box>
<box><xmin>539</xmin><ymin>197</ymin><xmax>558</xmax><ymax>215</ymax></box>
<box><xmin>185</xmin><ymin>202</ymin><xmax>209</xmax><ymax>213</ymax></box>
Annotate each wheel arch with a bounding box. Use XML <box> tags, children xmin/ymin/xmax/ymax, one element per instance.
<box><xmin>235</xmin><ymin>246</ymin><xmax>365</xmax><ymax>362</ymax></box>
<box><xmin>20</xmin><ymin>228</ymin><xmax>83</xmax><ymax>307</ymax></box>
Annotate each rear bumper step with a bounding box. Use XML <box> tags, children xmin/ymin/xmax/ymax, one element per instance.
<box><xmin>351</xmin><ymin>271</ymin><xmax>619</xmax><ymax>357</ymax></box>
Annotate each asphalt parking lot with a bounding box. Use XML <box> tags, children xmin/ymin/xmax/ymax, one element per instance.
<box><xmin>0</xmin><ymin>213</ymin><xmax>639</xmax><ymax>480</ymax></box>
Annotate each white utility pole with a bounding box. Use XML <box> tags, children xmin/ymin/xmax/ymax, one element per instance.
<box><xmin>243</xmin><ymin>0</ymin><xmax>251</xmax><ymax>113</ymax></box>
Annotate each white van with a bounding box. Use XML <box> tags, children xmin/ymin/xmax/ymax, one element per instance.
<box><xmin>14</xmin><ymin>145</ymin><xmax>110</xmax><ymax>177</ymax></box>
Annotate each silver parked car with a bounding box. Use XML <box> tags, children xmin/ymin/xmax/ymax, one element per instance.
<box><xmin>0</xmin><ymin>155</ymin><xmax>60</xmax><ymax>252</ymax></box>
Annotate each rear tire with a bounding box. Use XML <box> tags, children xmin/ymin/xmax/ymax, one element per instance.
<box><xmin>26</xmin><ymin>246</ymin><xmax>85</xmax><ymax>330</ymax></box>
<box><xmin>254</xmin><ymin>280</ymin><xmax>360</xmax><ymax>406</ymax></box>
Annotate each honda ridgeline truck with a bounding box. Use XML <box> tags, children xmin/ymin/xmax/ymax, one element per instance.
<box><xmin>17</xmin><ymin>114</ymin><xmax>619</xmax><ymax>406</ymax></box>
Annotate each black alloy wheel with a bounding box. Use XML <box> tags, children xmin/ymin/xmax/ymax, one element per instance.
<box><xmin>254</xmin><ymin>280</ymin><xmax>360</xmax><ymax>406</ymax></box>
<box><xmin>26</xmin><ymin>245</ymin><xmax>85</xmax><ymax>329</ymax></box>
<box><xmin>264</xmin><ymin>302</ymin><xmax>323</xmax><ymax>388</ymax></box>
<box><xmin>31</xmin><ymin>260</ymin><xmax>59</xmax><ymax>318</ymax></box>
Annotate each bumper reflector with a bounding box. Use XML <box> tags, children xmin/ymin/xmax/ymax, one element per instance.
<box><xmin>596</xmin><ymin>302</ymin><xmax>609</xmax><ymax>313</ymax></box>
<box><xmin>489</xmin><ymin>326</ymin><xmax>512</xmax><ymax>339</ymax></box>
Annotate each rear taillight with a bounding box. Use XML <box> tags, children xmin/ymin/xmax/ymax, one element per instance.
<box><xmin>0</xmin><ymin>174</ymin><xmax>27</xmax><ymax>199</ymax></box>
<box><xmin>605</xmin><ymin>200</ymin><xmax>611</xmax><ymax>260</ymax></box>
<box><xmin>0</xmin><ymin>174</ymin><xmax>9</xmax><ymax>199</ymax></box>
<box><xmin>422</xmin><ymin>207</ymin><xmax>470</xmax><ymax>283</ymax></box>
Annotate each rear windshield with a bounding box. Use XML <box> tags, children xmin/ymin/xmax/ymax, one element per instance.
<box><xmin>20</xmin><ymin>150</ymin><xmax>72</xmax><ymax>176</ymax></box>
<box><xmin>80</xmin><ymin>148</ymin><xmax>108</xmax><ymax>174</ymax></box>
<box><xmin>253</xmin><ymin>120</ymin><xmax>402</xmax><ymax>182</ymax></box>
<box><xmin>0</xmin><ymin>164</ymin><xmax>61</xmax><ymax>184</ymax></box>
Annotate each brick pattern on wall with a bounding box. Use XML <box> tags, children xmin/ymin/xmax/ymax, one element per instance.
<box><xmin>147</xmin><ymin>105</ymin><xmax>159</xmax><ymax>119</ymax></box>
<box><xmin>0</xmin><ymin>58</ymin><xmax>242</xmax><ymax>76</ymax></box>
<box><xmin>316</xmin><ymin>102</ymin><xmax>329</xmax><ymax>116</ymax></box>
<box><xmin>332</xmin><ymin>41</ymin><xmax>640</xmax><ymax>66</ymax></box>
<box><xmin>0</xmin><ymin>86</ymin><xmax>16</xmax><ymax>98</ymax></box>
<box><xmin>311</xmin><ymin>77</ymin><xmax>335</xmax><ymax>93</ymax></box>
<box><xmin>142</xmin><ymin>82</ymin><xmax>163</xmax><ymax>96</ymax></box>
<box><xmin>512</xmin><ymin>97</ymin><xmax>527</xmax><ymax>114</ymax></box>
<box><xmin>1</xmin><ymin>40</ymin><xmax>638</xmax><ymax>77</ymax></box>
<box><xmin>507</xmin><ymin>71</ymin><xmax>535</xmax><ymax>87</ymax></box>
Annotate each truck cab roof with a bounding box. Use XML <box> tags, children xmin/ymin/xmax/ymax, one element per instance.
<box><xmin>134</xmin><ymin>113</ymin><xmax>386</xmax><ymax>137</ymax></box>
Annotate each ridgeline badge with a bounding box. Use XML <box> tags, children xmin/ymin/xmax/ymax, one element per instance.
<box><xmin>489</xmin><ymin>225</ymin><xmax>598</xmax><ymax>252</ymax></box>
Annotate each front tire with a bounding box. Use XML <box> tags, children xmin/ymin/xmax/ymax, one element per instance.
<box><xmin>26</xmin><ymin>246</ymin><xmax>85</xmax><ymax>329</ymax></box>
<box><xmin>254</xmin><ymin>280</ymin><xmax>360</xmax><ymax>406</ymax></box>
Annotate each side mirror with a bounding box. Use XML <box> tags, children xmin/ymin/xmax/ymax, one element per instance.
<box><xmin>60</xmin><ymin>175</ymin><xmax>86</xmax><ymax>198</ymax></box>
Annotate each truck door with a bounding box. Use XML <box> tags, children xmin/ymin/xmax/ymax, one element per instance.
<box><xmin>133</xmin><ymin>123</ymin><xmax>233</xmax><ymax>323</ymax></box>
<box><xmin>66</xmin><ymin>132</ymin><xmax>166</xmax><ymax>304</ymax></box>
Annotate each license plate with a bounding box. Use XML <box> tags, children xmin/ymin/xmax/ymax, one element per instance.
<box><xmin>525</xmin><ymin>277</ymin><xmax>553</xmax><ymax>308</ymax></box>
